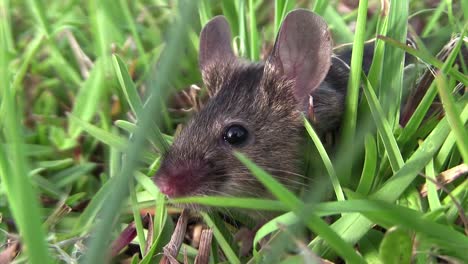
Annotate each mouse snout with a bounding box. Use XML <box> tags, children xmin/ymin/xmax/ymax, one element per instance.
<box><xmin>154</xmin><ymin>163</ymin><xmax>206</xmax><ymax>198</ymax></box>
<box><xmin>155</xmin><ymin>177</ymin><xmax>178</xmax><ymax>197</ymax></box>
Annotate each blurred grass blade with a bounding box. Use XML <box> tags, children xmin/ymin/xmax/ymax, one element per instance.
<box><xmin>253</xmin><ymin>212</ymin><xmax>299</xmax><ymax>256</ymax></box>
<box><xmin>422</xmin><ymin>1</ymin><xmax>447</xmax><ymax>38</ymax></box>
<box><xmin>67</xmin><ymin>59</ymin><xmax>105</xmax><ymax>145</ymax></box>
<box><xmin>199</xmin><ymin>0</ymin><xmax>212</xmax><ymax>26</ymax></box>
<box><xmin>129</xmin><ymin>179</ymin><xmax>146</xmax><ymax>256</ymax></box>
<box><xmin>274</xmin><ymin>0</ymin><xmax>294</xmax><ymax>35</ymax></box>
<box><xmin>113</xmin><ymin>55</ymin><xmax>144</xmax><ymax>116</ymax></box>
<box><xmin>68</xmin><ymin>114</ymin><xmax>127</xmax><ymax>149</ymax></box>
<box><xmin>367</xmin><ymin>2</ymin><xmax>388</xmax><ymax>90</ymax></box>
<box><xmin>434</xmin><ymin>74</ymin><xmax>468</xmax><ymax>162</ymax></box>
<box><xmin>362</xmin><ymin>74</ymin><xmax>404</xmax><ymax>172</ymax></box>
<box><xmin>134</xmin><ymin>171</ymin><xmax>160</xmax><ymax>199</ymax></box>
<box><xmin>378</xmin><ymin>0</ymin><xmax>408</xmax><ymax>127</ymax></box>
<box><xmin>425</xmin><ymin>159</ymin><xmax>441</xmax><ymax>210</ymax></box>
<box><xmin>73</xmin><ymin>178</ymin><xmax>114</xmax><ymax>232</ymax></box>
<box><xmin>312</xmin><ymin>0</ymin><xmax>328</xmax><ymax>15</ymax></box>
<box><xmin>339</xmin><ymin>0</ymin><xmax>368</xmax><ymax>185</ymax></box>
<box><xmin>248</xmin><ymin>0</ymin><xmax>259</xmax><ymax>60</ymax></box>
<box><xmin>174</xmin><ymin>196</ymin><xmax>288</xmax><ymax>211</ymax></box>
<box><xmin>237</xmin><ymin>1</ymin><xmax>247</xmax><ymax>58</ymax></box>
<box><xmin>118</xmin><ymin>0</ymin><xmax>148</xmax><ymax>66</ymax></box>
<box><xmin>378</xmin><ymin>227</ymin><xmax>412</xmax><ymax>264</ymax></box>
<box><xmin>304</xmin><ymin>117</ymin><xmax>345</xmax><ymax>201</ymax></box>
<box><xmin>356</xmin><ymin>134</ymin><xmax>377</xmax><ymax>195</ymax></box>
<box><xmin>83</xmin><ymin>2</ymin><xmax>197</xmax><ymax>263</ymax></box>
<box><xmin>27</xmin><ymin>0</ymin><xmax>51</xmax><ymax>37</ymax></box>
<box><xmin>12</xmin><ymin>33</ymin><xmax>44</xmax><ymax>91</ymax></box>
<box><xmin>323</xmin><ymin>7</ymin><xmax>353</xmax><ymax>43</ymax></box>
<box><xmin>0</xmin><ymin>15</ymin><xmax>51</xmax><ymax>263</ymax></box>
<box><xmin>112</xmin><ymin>55</ymin><xmax>170</xmax><ymax>152</ymax></box>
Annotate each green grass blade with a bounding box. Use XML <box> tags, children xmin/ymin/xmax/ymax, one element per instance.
<box><xmin>0</xmin><ymin>17</ymin><xmax>51</xmax><ymax>263</ymax></box>
<box><xmin>421</xmin><ymin>1</ymin><xmax>448</xmax><ymax>37</ymax></box>
<box><xmin>362</xmin><ymin>74</ymin><xmax>404</xmax><ymax>172</ymax></box>
<box><xmin>174</xmin><ymin>196</ymin><xmax>288</xmax><ymax>211</ymax></box>
<box><xmin>356</xmin><ymin>134</ymin><xmax>377</xmax><ymax>195</ymax></box>
<box><xmin>248</xmin><ymin>0</ymin><xmax>259</xmax><ymax>60</ymax></box>
<box><xmin>199</xmin><ymin>0</ymin><xmax>212</xmax><ymax>26</ymax></box>
<box><xmin>68</xmin><ymin>114</ymin><xmax>127</xmax><ymax>149</ymax></box>
<box><xmin>67</xmin><ymin>59</ymin><xmax>105</xmax><ymax>144</ymax></box>
<box><xmin>367</xmin><ymin>3</ymin><xmax>388</xmax><ymax>91</ymax></box>
<box><xmin>12</xmin><ymin>34</ymin><xmax>44</xmax><ymax>92</ymax></box>
<box><xmin>237</xmin><ymin>1</ymin><xmax>247</xmax><ymax>58</ymax></box>
<box><xmin>434</xmin><ymin>74</ymin><xmax>468</xmax><ymax>162</ymax></box>
<box><xmin>304</xmin><ymin>117</ymin><xmax>345</xmax><ymax>201</ymax></box>
<box><xmin>378</xmin><ymin>0</ymin><xmax>408</xmax><ymax>127</ymax></box>
<box><xmin>113</xmin><ymin>54</ymin><xmax>170</xmax><ymax>152</ymax></box>
<box><xmin>113</xmin><ymin>55</ymin><xmax>144</xmax><ymax>114</ymax></box>
<box><xmin>339</xmin><ymin>0</ymin><xmax>368</xmax><ymax>185</ymax></box>
<box><xmin>312</xmin><ymin>0</ymin><xmax>328</xmax><ymax>15</ymax></box>
<box><xmin>425</xmin><ymin>159</ymin><xmax>441</xmax><ymax>210</ymax></box>
<box><xmin>129</xmin><ymin>179</ymin><xmax>146</xmax><ymax>256</ymax></box>
<box><xmin>323</xmin><ymin>7</ymin><xmax>353</xmax><ymax>43</ymax></box>
<box><xmin>83</xmin><ymin>2</ymin><xmax>198</xmax><ymax>262</ymax></box>
<box><xmin>118</xmin><ymin>0</ymin><xmax>149</xmax><ymax>66</ymax></box>
<box><xmin>27</xmin><ymin>0</ymin><xmax>51</xmax><ymax>37</ymax></box>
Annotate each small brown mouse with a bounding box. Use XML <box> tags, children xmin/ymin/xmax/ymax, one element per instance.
<box><xmin>154</xmin><ymin>10</ymin><xmax>356</xmax><ymax>202</ymax></box>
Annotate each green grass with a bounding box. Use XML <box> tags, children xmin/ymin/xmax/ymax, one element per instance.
<box><xmin>1</xmin><ymin>0</ymin><xmax>467</xmax><ymax>263</ymax></box>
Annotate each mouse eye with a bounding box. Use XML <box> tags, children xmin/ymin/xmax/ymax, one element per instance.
<box><xmin>223</xmin><ymin>124</ymin><xmax>249</xmax><ymax>147</ymax></box>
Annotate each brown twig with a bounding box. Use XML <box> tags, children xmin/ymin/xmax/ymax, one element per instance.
<box><xmin>64</xmin><ymin>29</ymin><xmax>93</xmax><ymax>79</ymax></box>
<box><xmin>194</xmin><ymin>229</ymin><xmax>213</xmax><ymax>264</ymax></box>
<box><xmin>144</xmin><ymin>213</ymin><xmax>154</xmax><ymax>256</ymax></box>
<box><xmin>419</xmin><ymin>164</ymin><xmax>468</xmax><ymax>235</ymax></box>
<box><xmin>160</xmin><ymin>209</ymin><xmax>189</xmax><ymax>264</ymax></box>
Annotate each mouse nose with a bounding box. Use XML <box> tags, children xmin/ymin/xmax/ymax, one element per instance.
<box><xmin>154</xmin><ymin>169</ymin><xmax>196</xmax><ymax>198</ymax></box>
<box><xmin>157</xmin><ymin>179</ymin><xmax>177</xmax><ymax>197</ymax></box>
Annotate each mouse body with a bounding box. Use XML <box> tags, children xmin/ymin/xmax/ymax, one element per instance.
<box><xmin>154</xmin><ymin>10</ymin><xmax>355</xmax><ymax>203</ymax></box>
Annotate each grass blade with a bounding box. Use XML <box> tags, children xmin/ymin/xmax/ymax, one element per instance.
<box><xmin>356</xmin><ymin>134</ymin><xmax>377</xmax><ymax>195</ymax></box>
<box><xmin>378</xmin><ymin>0</ymin><xmax>408</xmax><ymax>126</ymax></box>
<box><xmin>304</xmin><ymin>117</ymin><xmax>345</xmax><ymax>201</ymax></box>
<box><xmin>362</xmin><ymin>74</ymin><xmax>404</xmax><ymax>172</ymax></box>
<box><xmin>434</xmin><ymin>74</ymin><xmax>468</xmax><ymax>162</ymax></box>
<box><xmin>83</xmin><ymin>2</ymin><xmax>197</xmax><ymax>262</ymax></box>
<box><xmin>339</xmin><ymin>0</ymin><xmax>368</xmax><ymax>185</ymax></box>
<box><xmin>0</xmin><ymin>16</ymin><xmax>51</xmax><ymax>263</ymax></box>
<box><xmin>248</xmin><ymin>0</ymin><xmax>259</xmax><ymax>60</ymax></box>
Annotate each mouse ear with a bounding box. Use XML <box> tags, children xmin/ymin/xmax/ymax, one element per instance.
<box><xmin>266</xmin><ymin>9</ymin><xmax>332</xmax><ymax>107</ymax></box>
<box><xmin>199</xmin><ymin>16</ymin><xmax>235</xmax><ymax>92</ymax></box>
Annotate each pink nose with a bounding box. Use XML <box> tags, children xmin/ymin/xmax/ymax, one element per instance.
<box><xmin>156</xmin><ymin>179</ymin><xmax>177</xmax><ymax>197</ymax></box>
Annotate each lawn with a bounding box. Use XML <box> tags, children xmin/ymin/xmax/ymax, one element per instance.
<box><xmin>0</xmin><ymin>0</ymin><xmax>467</xmax><ymax>263</ymax></box>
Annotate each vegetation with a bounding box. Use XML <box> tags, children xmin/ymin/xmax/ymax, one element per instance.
<box><xmin>0</xmin><ymin>0</ymin><xmax>467</xmax><ymax>263</ymax></box>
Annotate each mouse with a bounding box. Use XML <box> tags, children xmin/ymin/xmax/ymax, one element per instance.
<box><xmin>154</xmin><ymin>9</ymin><xmax>360</xmax><ymax>203</ymax></box>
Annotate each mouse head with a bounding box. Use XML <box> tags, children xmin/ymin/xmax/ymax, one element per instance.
<box><xmin>154</xmin><ymin>10</ymin><xmax>332</xmax><ymax>203</ymax></box>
